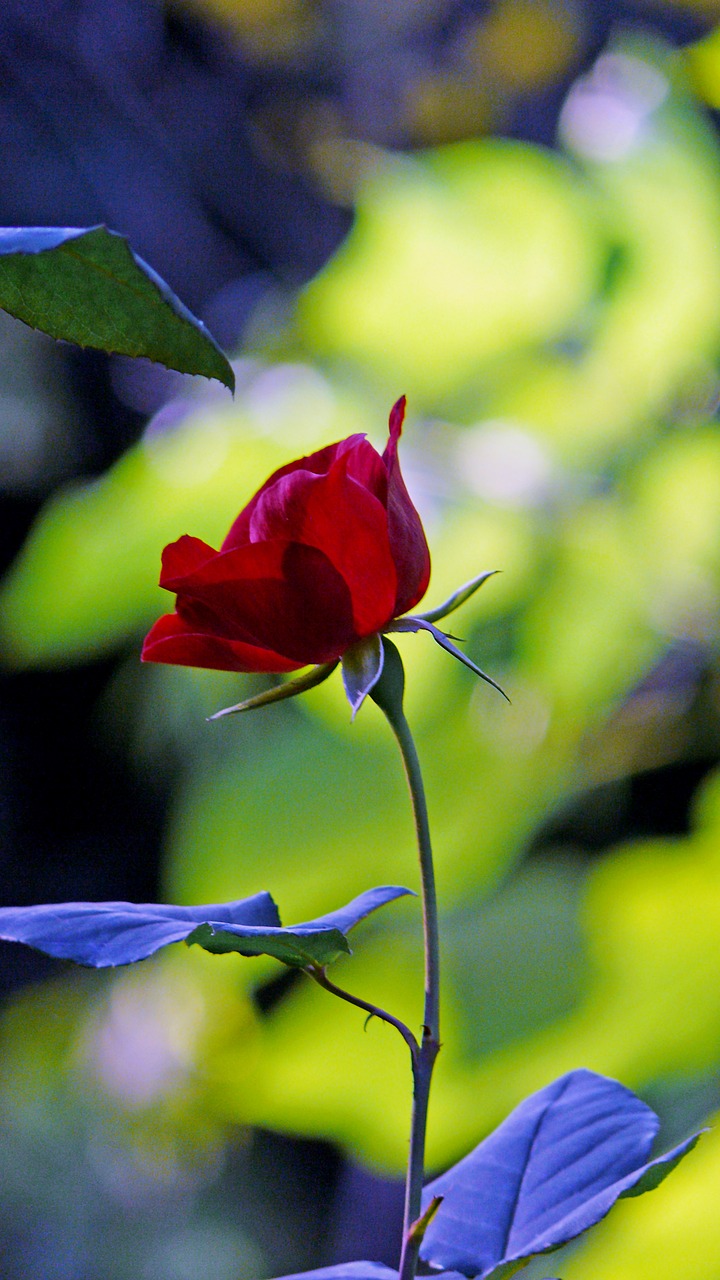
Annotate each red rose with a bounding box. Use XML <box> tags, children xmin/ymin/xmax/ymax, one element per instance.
<box><xmin>142</xmin><ymin>397</ymin><xmax>431</xmax><ymax>674</ymax></box>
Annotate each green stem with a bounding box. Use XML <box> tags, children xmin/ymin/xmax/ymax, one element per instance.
<box><xmin>389</xmin><ymin>704</ymin><xmax>441</xmax><ymax>1252</ymax></box>
<box><xmin>371</xmin><ymin>640</ymin><xmax>441</xmax><ymax>1279</ymax></box>
<box><xmin>387</xmin><ymin>703</ymin><xmax>440</xmax><ymax>1049</ymax></box>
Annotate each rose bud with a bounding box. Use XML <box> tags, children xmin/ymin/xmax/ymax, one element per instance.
<box><xmin>143</xmin><ymin>397</ymin><xmax>503</xmax><ymax>716</ymax></box>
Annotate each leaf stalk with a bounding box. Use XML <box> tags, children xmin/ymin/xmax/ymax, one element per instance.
<box><xmin>308</xmin><ymin>967</ymin><xmax>419</xmax><ymax>1060</ymax></box>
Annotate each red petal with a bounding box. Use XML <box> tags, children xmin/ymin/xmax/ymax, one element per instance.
<box><xmin>163</xmin><ymin>539</ymin><xmax>360</xmax><ymax>664</ymax></box>
<box><xmin>382</xmin><ymin>397</ymin><xmax>431</xmax><ymax>615</ymax></box>
<box><xmin>159</xmin><ymin>535</ymin><xmax>218</xmax><ymax>589</ymax></box>
<box><xmin>388</xmin><ymin>395</ymin><xmax>407</xmax><ymax>442</ymax></box>
<box><xmin>334</xmin><ymin>435</ymin><xmax>388</xmax><ymax>500</ymax></box>
<box><xmin>221</xmin><ymin>436</ymin><xmax>368</xmax><ymax>551</ymax></box>
<box><xmin>247</xmin><ymin>452</ymin><xmax>397</xmax><ymax>635</ymax></box>
<box><xmin>162</xmin><ymin>537</ymin><xmax>284</xmax><ymax>598</ymax></box>
<box><xmin>141</xmin><ymin>612</ymin><xmax>301</xmax><ymax>673</ymax></box>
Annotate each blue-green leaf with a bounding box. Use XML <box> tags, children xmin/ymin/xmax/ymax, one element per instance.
<box><xmin>0</xmin><ymin>886</ymin><xmax>413</xmax><ymax>971</ymax></box>
<box><xmin>420</xmin><ymin>1069</ymin><xmax>702</xmax><ymax>1280</ymax></box>
<box><xmin>0</xmin><ymin>894</ymin><xmax>279</xmax><ymax>967</ymax></box>
<box><xmin>270</xmin><ymin>1266</ymin><xmax>398</xmax><ymax>1280</ymax></box>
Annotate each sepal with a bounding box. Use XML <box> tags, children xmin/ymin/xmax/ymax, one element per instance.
<box><xmin>369</xmin><ymin>636</ymin><xmax>406</xmax><ymax>720</ymax></box>
<box><xmin>341</xmin><ymin>634</ymin><xmax>384</xmax><ymax>718</ymax></box>
<box><xmin>389</xmin><ymin>617</ymin><xmax>508</xmax><ymax>700</ymax></box>
<box><xmin>208</xmin><ymin>661</ymin><xmax>338</xmax><ymax>720</ymax></box>
<box><xmin>414</xmin><ymin>572</ymin><xmax>499</xmax><ymax>624</ymax></box>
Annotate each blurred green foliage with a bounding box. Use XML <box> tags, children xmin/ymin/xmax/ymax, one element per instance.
<box><xmin>4</xmin><ymin>28</ymin><xmax>720</xmax><ymax>1280</ymax></box>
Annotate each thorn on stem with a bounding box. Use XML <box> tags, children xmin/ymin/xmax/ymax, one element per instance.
<box><xmin>407</xmin><ymin>1195</ymin><xmax>444</xmax><ymax>1244</ymax></box>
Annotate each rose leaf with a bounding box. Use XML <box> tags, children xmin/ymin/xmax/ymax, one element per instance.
<box><xmin>0</xmin><ymin>225</ymin><xmax>234</xmax><ymax>388</ymax></box>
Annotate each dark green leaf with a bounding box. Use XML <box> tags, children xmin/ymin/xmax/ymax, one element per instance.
<box><xmin>188</xmin><ymin>885</ymin><xmax>414</xmax><ymax>969</ymax></box>
<box><xmin>0</xmin><ymin>226</ymin><xmax>234</xmax><ymax>389</ymax></box>
<box><xmin>188</xmin><ymin>922</ymin><xmax>350</xmax><ymax>967</ymax></box>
